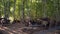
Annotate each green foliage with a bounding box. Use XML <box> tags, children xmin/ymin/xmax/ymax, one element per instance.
<box><xmin>0</xmin><ymin>0</ymin><xmax>60</xmax><ymax>20</ymax></box>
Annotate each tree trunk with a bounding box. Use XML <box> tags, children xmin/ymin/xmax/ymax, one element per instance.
<box><xmin>42</xmin><ymin>0</ymin><xmax>47</xmax><ymax>17</ymax></box>
<box><xmin>3</xmin><ymin>0</ymin><xmax>10</xmax><ymax>19</ymax></box>
<box><xmin>7</xmin><ymin>0</ymin><xmax>10</xmax><ymax>19</ymax></box>
<box><xmin>20</xmin><ymin>0</ymin><xmax>25</xmax><ymax>23</ymax></box>
<box><xmin>4</xmin><ymin>0</ymin><xmax>6</xmax><ymax>18</ymax></box>
<box><xmin>13</xmin><ymin>0</ymin><xmax>16</xmax><ymax>20</ymax></box>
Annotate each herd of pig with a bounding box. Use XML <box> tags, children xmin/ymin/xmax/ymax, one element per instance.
<box><xmin>0</xmin><ymin>18</ymin><xmax>10</xmax><ymax>26</ymax></box>
<box><xmin>0</xmin><ymin>17</ymin><xmax>60</xmax><ymax>28</ymax></box>
<box><xmin>22</xmin><ymin>17</ymin><xmax>60</xmax><ymax>28</ymax></box>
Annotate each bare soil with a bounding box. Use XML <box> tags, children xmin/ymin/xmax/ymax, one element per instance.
<box><xmin>0</xmin><ymin>23</ymin><xmax>60</xmax><ymax>34</ymax></box>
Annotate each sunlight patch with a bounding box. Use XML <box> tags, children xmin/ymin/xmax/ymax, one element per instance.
<box><xmin>10</xmin><ymin>7</ymin><xmax>14</xmax><ymax>12</ymax></box>
<box><xmin>9</xmin><ymin>17</ymin><xmax>14</xmax><ymax>23</ymax></box>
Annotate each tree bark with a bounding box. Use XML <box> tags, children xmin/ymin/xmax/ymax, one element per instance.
<box><xmin>42</xmin><ymin>0</ymin><xmax>47</xmax><ymax>17</ymax></box>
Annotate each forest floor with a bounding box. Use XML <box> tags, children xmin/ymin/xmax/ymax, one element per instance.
<box><xmin>0</xmin><ymin>23</ymin><xmax>60</xmax><ymax>34</ymax></box>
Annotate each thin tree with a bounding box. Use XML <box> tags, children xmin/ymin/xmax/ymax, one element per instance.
<box><xmin>55</xmin><ymin>0</ymin><xmax>59</xmax><ymax>27</ymax></box>
<box><xmin>21</xmin><ymin>0</ymin><xmax>25</xmax><ymax>22</ymax></box>
<box><xmin>4</xmin><ymin>0</ymin><xmax>6</xmax><ymax>18</ymax></box>
<box><xmin>42</xmin><ymin>0</ymin><xmax>47</xmax><ymax>17</ymax></box>
<box><xmin>7</xmin><ymin>0</ymin><xmax>10</xmax><ymax>19</ymax></box>
<box><xmin>13</xmin><ymin>0</ymin><xmax>16</xmax><ymax>20</ymax></box>
<box><xmin>0</xmin><ymin>1</ymin><xmax>2</xmax><ymax>18</ymax></box>
<box><xmin>3</xmin><ymin>0</ymin><xmax>10</xmax><ymax>19</ymax></box>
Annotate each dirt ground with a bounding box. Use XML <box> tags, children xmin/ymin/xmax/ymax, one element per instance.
<box><xmin>0</xmin><ymin>23</ymin><xmax>60</xmax><ymax>34</ymax></box>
